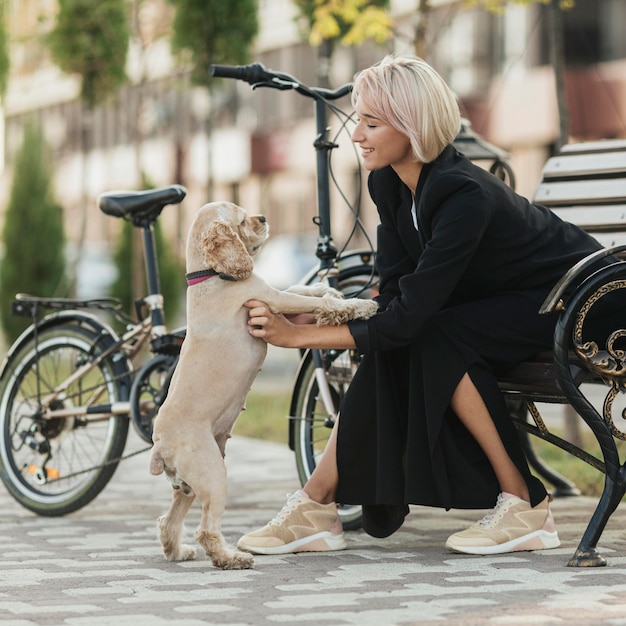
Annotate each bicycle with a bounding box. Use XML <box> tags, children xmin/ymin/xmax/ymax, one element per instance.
<box><xmin>210</xmin><ymin>62</ymin><xmax>380</xmax><ymax>530</ymax></box>
<box><xmin>0</xmin><ymin>62</ymin><xmax>509</xmax><ymax>525</ymax></box>
<box><xmin>209</xmin><ymin>63</ymin><xmax>517</xmax><ymax>531</ymax></box>
<box><xmin>0</xmin><ymin>185</ymin><xmax>187</xmax><ymax>516</ymax></box>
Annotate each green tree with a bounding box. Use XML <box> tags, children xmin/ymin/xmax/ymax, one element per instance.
<box><xmin>47</xmin><ymin>0</ymin><xmax>130</xmax><ymax>292</ymax></box>
<box><xmin>168</xmin><ymin>0</ymin><xmax>259</xmax><ymax>87</ymax></box>
<box><xmin>0</xmin><ymin>125</ymin><xmax>67</xmax><ymax>342</ymax></box>
<box><xmin>47</xmin><ymin>0</ymin><xmax>129</xmax><ymax>109</ymax></box>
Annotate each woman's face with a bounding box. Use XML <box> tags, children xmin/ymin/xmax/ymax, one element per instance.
<box><xmin>352</xmin><ymin>97</ymin><xmax>414</xmax><ymax>172</ymax></box>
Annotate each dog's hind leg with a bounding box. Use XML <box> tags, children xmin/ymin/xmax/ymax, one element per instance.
<box><xmin>190</xmin><ymin>444</ymin><xmax>254</xmax><ymax>570</ymax></box>
<box><xmin>157</xmin><ymin>487</ymin><xmax>197</xmax><ymax>561</ymax></box>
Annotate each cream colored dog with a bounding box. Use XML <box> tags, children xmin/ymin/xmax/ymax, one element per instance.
<box><xmin>149</xmin><ymin>201</ymin><xmax>377</xmax><ymax>569</ymax></box>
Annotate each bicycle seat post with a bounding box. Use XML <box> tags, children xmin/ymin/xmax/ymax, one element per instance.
<box><xmin>140</xmin><ymin>218</ymin><xmax>166</xmax><ymax>334</ymax></box>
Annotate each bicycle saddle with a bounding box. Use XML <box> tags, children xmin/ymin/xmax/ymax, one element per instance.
<box><xmin>98</xmin><ymin>185</ymin><xmax>187</xmax><ymax>224</ymax></box>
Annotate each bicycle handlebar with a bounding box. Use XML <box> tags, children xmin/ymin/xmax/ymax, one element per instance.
<box><xmin>209</xmin><ymin>62</ymin><xmax>352</xmax><ymax>101</ymax></box>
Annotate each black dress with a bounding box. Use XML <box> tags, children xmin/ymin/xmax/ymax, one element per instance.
<box><xmin>337</xmin><ymin>146</ymin><xmax>604</xmax><ymax>538</ymax></box>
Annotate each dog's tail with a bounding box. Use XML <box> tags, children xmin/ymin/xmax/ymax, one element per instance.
<box><xmin>149</xmin><ymin>446</ymin><xmax>165</xmax><ymax>476</ymax></box>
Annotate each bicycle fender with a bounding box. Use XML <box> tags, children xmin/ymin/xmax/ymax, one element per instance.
<box><xmin>0</xmin><ymin>310</ymin><xmax>130</xmax><ymax>381</ymax></box>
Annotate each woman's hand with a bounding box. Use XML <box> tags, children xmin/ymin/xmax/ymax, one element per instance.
<box><xmin>244</xmin><ymin>300</ymin><xmax>301</xmax><ymax>348</ymax></box>
<box><xmin>244</xmin><ymin>300</ymin><xmax>358</xmax><ymax>351</ymax></box>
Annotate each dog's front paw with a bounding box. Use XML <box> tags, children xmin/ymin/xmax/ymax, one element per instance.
<box><xmin>315</xmin><ymin>297</ymin><xmax>378</xmax><ymax>325</ymax></box>
<box><xmin>286</xmin><ymin>283</ymin><xmax>344</xmax><ymax>299</ymax></box>
<box><xmin>351</xmin><ymin>299</ymin><xmax>378</xmax><ymax>320</ymax></box>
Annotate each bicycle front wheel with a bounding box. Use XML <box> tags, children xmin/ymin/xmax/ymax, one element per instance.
<box><xmin>290</xmin><ymin>264</ymin><xmax>378</xmax><ymax>530</ymax></box>
<box><xmin>0</xmin><ymin>323</ymin><xmax>130</xmax><ymax>516</ymax></box>
<box><xmin>292</xmin><ymin>348</ymin><xmax>363</xmax><ymax>529</ymax></box>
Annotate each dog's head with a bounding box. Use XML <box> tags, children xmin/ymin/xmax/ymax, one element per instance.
<box><xmin>187</xmin><ymin>201</ymin><xmax>269</xmax><ymax>281</ymax></box>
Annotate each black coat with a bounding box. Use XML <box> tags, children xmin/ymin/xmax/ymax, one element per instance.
<box><xmin>336</xmin><ymin>146</ymin><xmax>603</xmax><ymax>538</ymax></box>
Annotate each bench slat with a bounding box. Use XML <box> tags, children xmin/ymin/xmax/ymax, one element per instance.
<box><xmin>534</xmin><ymin>179</ymin><xmax>626</xmax><ymax>206</ymax></box>
<box><xmin>559</xmin><ymin>139</ymin><xmax>626</xmax><ymax>155</ymax></box>
<box><xmin>542</xmin><ymin>151</ymin><xmax>626</xmax><ymax>179</ymax></box>
<box><xmin>550</xmin><ymin>205</ymin><xmax>626</xmax><ymax>230</ymax></box>
<box><xmin>585</xmin><ymin>232</ymin><xmax>626</xmax><ymax>248</ymax></box>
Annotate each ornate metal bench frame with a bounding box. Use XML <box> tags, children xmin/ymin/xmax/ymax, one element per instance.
<box><xmin>497</xmin><ymin>139</ymin><xmax>626</xmax><ymax>567</ymax></box>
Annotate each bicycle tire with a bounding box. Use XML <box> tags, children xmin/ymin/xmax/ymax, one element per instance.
<box><xmin>290</xmin><ymin>264</ymin><xmax>378</xmax><ymax>530</ymax></box>
<box><xmin>129</xmin><ymin>353</ymin><xmax>178</xmax><ymax>443</ymax></box>
<box><xmin>0</xmin><ymin>323</ymin><xmax>130</xmax><ymax>516</ymax></box>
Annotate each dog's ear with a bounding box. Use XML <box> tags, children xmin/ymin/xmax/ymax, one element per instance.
<box><xmin>201</xmin><ymin>221</ymin><xmax>254</xmax><ymax>281</ymax></box>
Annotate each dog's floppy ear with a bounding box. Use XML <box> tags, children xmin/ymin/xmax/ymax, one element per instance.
<box><xmin>201</xmin><ymin>221</ymin><xmax>254</xmax><ymax>281</ymax></box>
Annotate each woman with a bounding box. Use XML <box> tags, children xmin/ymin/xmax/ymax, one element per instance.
<box><xmin>236</xmin><ymin>55</ymin><xmax>603</xmax><ymax>556</ymax></box>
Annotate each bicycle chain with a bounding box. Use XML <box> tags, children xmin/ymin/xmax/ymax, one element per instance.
<box><xmin>42</xmin><ymin>445</ymin><xmax>152</xmax><ymax>484</ymax></box>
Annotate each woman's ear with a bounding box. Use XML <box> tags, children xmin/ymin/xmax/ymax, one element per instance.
<box><xmin>201</xmin><ymin>221</ymin><xmax>254</xmax><ymax>281</ymax></box>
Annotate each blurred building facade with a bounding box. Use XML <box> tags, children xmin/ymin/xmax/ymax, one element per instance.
<box><xmin>2</xmin><ymin>0</ymin><xmax>626</xmax><ymax>290</ymax></box>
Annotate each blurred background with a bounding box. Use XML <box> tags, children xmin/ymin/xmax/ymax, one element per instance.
<box><xmin>0</xmin><ymin>0</ymin><xmax>624</xmax><ymax>342</ymax></box>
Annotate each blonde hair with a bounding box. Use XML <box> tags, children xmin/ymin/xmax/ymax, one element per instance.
<box><xmin>352</xmin><ymin>55</ymin><xmax>461</xmax><ymax>163</ymax></box>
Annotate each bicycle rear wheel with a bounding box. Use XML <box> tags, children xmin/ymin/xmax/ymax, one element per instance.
<box><xmin>290</xmin><ymin>264</ymin><xmax>378</xmax><ymax>530</ymax></box>
<box><xmin>0</xmin><ymin>323</ymin><xmax>130</xmax><ymax>516</ymax></box>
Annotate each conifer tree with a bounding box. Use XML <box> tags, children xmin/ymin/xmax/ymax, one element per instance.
<box><xmin>0</xmin><ymin>125</ymin><xmax>67</xmax><ymax>342</ymax></box>
<box><xmin>168</xmin><ymin>0</ymin><xmax>259</xmax><ymax>87</ymax></box>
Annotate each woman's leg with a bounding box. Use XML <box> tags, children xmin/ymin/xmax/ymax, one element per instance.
<box><xmin>446</xmin><ymin>372</ymin><xmax>560</xmax><ymax>555</ymax></box>
<box><xmin>301</xmin><ymin>417</ymin><xmax>339</xmax><ymax>505</ymax></box>
<box><xmin>236</xmin><ymin>417</ymin><xmax>345</xmax><ymax>555</ymax></box>
<box><xmin>450</xmin><ymin>372</ymin><xmax>530</xmax><ymax>501</ymax></box>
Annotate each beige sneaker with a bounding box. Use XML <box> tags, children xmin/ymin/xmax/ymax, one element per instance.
<box><xmin>237</xmin><ymin>490</ymin><xmax>347</xmax><ymax>555</ymax></box>
<box><xmin>445</xmin><ymin>492</ymin><xmax>561</xmax><ymax>555</ymax></box>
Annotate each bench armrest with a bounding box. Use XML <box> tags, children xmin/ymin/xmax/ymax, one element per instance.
<box><xmin>539</xmin><ymin>244</ymin><xmax>626</xmax><ymax>314</ymax></box>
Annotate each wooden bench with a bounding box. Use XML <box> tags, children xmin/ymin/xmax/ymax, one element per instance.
<box><xmin>497</xmin><ymin>139</ymin><xmax>626</xmax><ymax>567</ymax></box>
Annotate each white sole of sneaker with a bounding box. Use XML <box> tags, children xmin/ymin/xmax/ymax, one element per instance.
<box><xmin>238</xmin><ymin>531</ymin><xmax>347</xmax><ymax>556</ymax></box>
<box><xmin>445</xmin><ymin>529</ymin><xmax>561</xmax><ymax>555</ymax></box>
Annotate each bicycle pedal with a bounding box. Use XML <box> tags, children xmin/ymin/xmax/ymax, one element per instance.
<box><xmin>151</xmin><ymin>333</ymin><xmax>184</xmax><ymax>355</ymax></box>
<box><xmin>28</xmin><ymin>465</ymin><xmax>60</xmax><ymax>483</ymax></box>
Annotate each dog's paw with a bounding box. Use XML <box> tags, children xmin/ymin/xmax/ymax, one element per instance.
<box><xmin>286</xmin><ymin>283</ymin><xmax>344</xmax><ymax>299</ymax></box>
<box><xmin>315</xmin><ymin>297</ymin><xmax>378</xmax><ymax>325</ymax></box>
<box><xmin>161</xmin><ymin>543</ymin><xmax>197</xmax><ymax>561</ymax></box>
<box><xmin>351</xmin><ymin>299</ymin><xmax>378</xmax><ymax>320</ymax></box>
<box><xmin>177</xmin><ymin>544</ymin><xmax>198</xmax><ymax>561</ymax></box>
<box><xmin>213</xmin><ymin>549</ymin><xmax>254</xmax><ymax>570</ymax></box>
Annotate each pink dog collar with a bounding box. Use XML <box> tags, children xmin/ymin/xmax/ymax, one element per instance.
<box><xmin>185</xmin><ymin>269</ymin><xmax>238</xmax><ymax>286</ymax></box>
<box><xmin>185</xmin><ymin>269</ymin><xmax>218</xmax><ymax>286</ymax></box>
<box><xmin>186</xmin><ymin>274</ymin><xmax>215</xmax><ymax>286</ymax></box>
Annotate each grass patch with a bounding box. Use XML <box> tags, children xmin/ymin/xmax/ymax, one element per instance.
<box><xmin>234</xmin><ymin>391</ymin><xmax>625</xmax><ymax>501</ymax></box>
<box><xmin>530</xmin><ymin>430</ymin><xmax>626</xmax><ymax>498</ymax></box>
<box><xmin>232</xmin><ymin>389</ymin><xmax>291</xmax><ymax>445</ymax></box>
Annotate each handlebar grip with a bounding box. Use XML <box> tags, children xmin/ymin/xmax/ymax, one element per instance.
<box><xmin>209</xmin><ymin>62</ymin><xmax>274</xmax><ymax>85</ymax></box>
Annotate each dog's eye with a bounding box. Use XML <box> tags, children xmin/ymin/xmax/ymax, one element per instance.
<box><xmin>240</xmin><ymin>219</ymin><xmax>246</xmax><ymax>226</ymax></box>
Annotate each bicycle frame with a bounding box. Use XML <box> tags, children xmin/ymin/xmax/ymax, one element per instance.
<box><xmin>210</xmin><ymin>62</ymin><xmax>376</xmax><ymax>427</ymax></box>
<box><xmin>4</xmin><ymin>186</ymin><xmax>187</xmax><ymax>427</ymax></box>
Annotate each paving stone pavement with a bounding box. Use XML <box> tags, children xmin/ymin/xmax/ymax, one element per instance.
<box><xmin>2</xmin><ymin>430</ymin><xmax>626</xmax><ymax>626</ymax></box>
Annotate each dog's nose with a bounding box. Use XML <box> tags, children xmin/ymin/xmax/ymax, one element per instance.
<box><xmin>258</xmin><ymin>215</ymin><xmax>267</xmax><ymax>223</ymax></box>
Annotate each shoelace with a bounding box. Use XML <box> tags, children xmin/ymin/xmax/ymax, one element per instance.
<box><xmin>268</xmin><ymin>492</ymin><xmax>302</xmax><ymax>526</ymax></box>
<box><xmin>477</xmin><ymin>493</ymin><xmax>511</xmax><ymax>528</ymax></box>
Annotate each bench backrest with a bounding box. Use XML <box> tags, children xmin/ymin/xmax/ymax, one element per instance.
<box><xmin>533</xmin><ymin>139</ymin><xmax>626</xmax><ymax>246</ymax></box>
